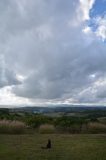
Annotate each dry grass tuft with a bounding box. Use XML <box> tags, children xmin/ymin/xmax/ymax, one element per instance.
<box><xmin>39</xmin><ymin>124</ymin><xmax>55</xmax><ymax>134</ymax></box>
<box><xmin>88</xmin><ymin>122</ymin><xmax>106</xmax><ymax>133</ymax></box>
<box><xmin>0</xmin><ymin>120</ymin><xmax>26</xmax><ymax>134</ymax></box>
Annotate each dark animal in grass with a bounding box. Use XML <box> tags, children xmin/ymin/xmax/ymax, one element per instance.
<box><xmin>41</xmin><ymin>139</ymin><xmax>52</xmax><ymax>149</ymax></box>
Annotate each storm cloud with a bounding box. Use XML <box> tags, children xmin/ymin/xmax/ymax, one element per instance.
<box><xmin>0</xmin><ymin>0</ymin><xmax>106</xmax><ymax>105</ymax></box>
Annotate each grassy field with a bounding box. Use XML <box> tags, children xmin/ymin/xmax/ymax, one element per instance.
<box><xmin>0</xmin><ymin>134</ymin><xmax>106</xmax><ymax>160</ymax></box>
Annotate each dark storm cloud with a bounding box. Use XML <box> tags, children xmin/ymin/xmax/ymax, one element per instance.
<box><xmin>0</xmin><ymin>65</ymin><xmax>20</xmax><ymax>88</ymax></box>
<box><xmin>0</xmin><ymin>0</ymin><xmax>106</xmax><ymax>104</ymax></box>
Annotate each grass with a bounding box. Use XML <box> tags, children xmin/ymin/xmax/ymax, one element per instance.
<box><xmin>0</xmin><ymin>120</ymin><xmax>26</xmax><ymax>134</ymax></box>
<box><xmin>39</xmin><ymin>124</ymin><xmax>55</xmax><ymax>134</ymax></box>
<box><xmin>88</xmin><ymin>122</ymin><xmax>106</xmax><ymax>133</ymax></box>
<box><xmin>0</xmin><ymin>134</ymin><xmax>106</xmax><ymax>160</ymax></box>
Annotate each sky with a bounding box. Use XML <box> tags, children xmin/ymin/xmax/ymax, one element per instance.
<box><xmin>0</xmin><ymin>0</ymin><xmax>106</xmax><ymax>106</ymax></box>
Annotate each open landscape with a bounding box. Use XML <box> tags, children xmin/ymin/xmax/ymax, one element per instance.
<box><xmin>0</xmin><ymin>0</ymin><xmax>106</xmax><ymax>159</ymax></box>
<box><xmin>0</xmin><ymin>106</ymin><xmax>106</xmax><ymax>160</ymax></box>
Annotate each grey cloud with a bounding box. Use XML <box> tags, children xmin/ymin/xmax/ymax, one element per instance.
<box><xmin>0</xmin><ymin>67</ymin><xmax>20</xmax><ymax>88</ymax></box>
<box><xmin>0</xmin><ymin>0</ymin><xmax>106</xmax><ymax>104</ymax></box>
<box><xmin>97</xmin><ymin>90</ymin><xmax>106</xmax><ymax>99</ymax></box>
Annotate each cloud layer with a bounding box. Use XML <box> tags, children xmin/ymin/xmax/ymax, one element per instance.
<box><xmin>0</xmin><ymin>0</ymin><xmax>106</xmax><ymax>105</ymax></box>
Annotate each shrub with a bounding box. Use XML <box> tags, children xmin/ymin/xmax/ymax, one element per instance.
<box><xmin>26</xmin><ymin>115</ymin><xmax>53</xmax><ymax>128</ymax></box>
<box><xmin>39</xmin><ymin>124</ymin><xmax>55</xmax><ymax>134</ymax></box>
<box><xmin>0</xmin><ymin>120</ymin><xmax>26</xmax><ymax>134</ymax></box>
<box><xmin>88</xmin><ymin>122</ymin><xmax>106</xmax><ymax>134</ymax></box>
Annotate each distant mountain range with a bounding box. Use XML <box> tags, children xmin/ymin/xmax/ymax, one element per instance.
<box><xmin>7</xmin><ymin>105</ymin><xmax>106</xmax><ymax>114</ymax></box>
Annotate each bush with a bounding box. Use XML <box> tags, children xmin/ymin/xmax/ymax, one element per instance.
<box><xmin>26</xmin><ymin>115</ymin><xmax>53</xmax><ymax>128</ymax></box>
<box><xmin>0</xmin><ymin>120</ymin><xmax>26</xmax><ymax>134</ymax></box>
<box><xmin>88</xmin><ymin>122</ymin><xmax>106</xmax><ymax>134</ymax></box>
<box><xmin>39</xmin><ymin>124</ymin><xmax>55</xmax><ymax>134</ymax></box>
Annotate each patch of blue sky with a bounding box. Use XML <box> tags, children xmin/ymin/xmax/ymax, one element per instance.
<box><xmin>90</xmin><ymin>0</ymin><xmax>106</xmax><ymax>18</ymax></box>
<box><xmin>87</xmin><ymin>20</ymin><xmax>98</xmax><ymax>32</ymax></box>
<box><xmin>87</xmin><ymin>0</ymin><xmax>106</xmax><ymax>32</ymax></box>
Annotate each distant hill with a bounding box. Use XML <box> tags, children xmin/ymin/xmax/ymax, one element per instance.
<box><xmin>7</xmin><ymin>105</ymin><xmax>106</xmax><ymax>114</ymax></box>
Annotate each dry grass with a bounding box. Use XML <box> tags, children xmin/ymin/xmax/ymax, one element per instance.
<box><xmin>0</xmin><ymin>120</ymin><xmax>26</xmax><ymax>134</ymax></box>
<box><xmin>88</xmin><ymin>122</ymin><xmax>106</xmax><ymax>133</ymax></box>
<box><xmin>39</xmin><ymin>124</ymin><xmax>55</xmax><ymax>134</ymax></box>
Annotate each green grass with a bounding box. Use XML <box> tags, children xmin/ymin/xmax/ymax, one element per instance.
<box><xmin>0</xmin><ymin>134</ymin><xmax>106</xmax><ymax>160</ymax></box>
